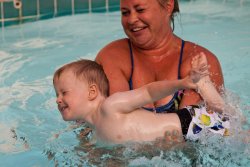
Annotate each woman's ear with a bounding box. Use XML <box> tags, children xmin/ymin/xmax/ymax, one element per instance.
<box><xmin>88</xmin><ymin>84</ymin><xmax>98</xmax><ymax>101</ymax></box>
<box><xmin>164</xmin><ymin>0</ymin><xmax>174</xmax><ymax>16</ymax></box>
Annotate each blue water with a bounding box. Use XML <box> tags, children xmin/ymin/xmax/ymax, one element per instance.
<box><xmin>0</xmin><ymin>0</ymin><xmax>250</xmax><ymax>166</ymax></box>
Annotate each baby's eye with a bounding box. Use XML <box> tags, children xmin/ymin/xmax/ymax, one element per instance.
<box><xmin>62</xmin><ymin>91</ymin><xmax>67</xmax><ymax>95</ymax></box>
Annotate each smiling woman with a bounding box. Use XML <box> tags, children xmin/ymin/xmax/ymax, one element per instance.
<box><xmin>120</xmin><ymin>0</ymin><xmax>171</xmax><ymax>48</ymax></box>
<box><xmin>96</xmin><ymin>0</ymin><xmax>224</xmax><ymax>114</ymax></box>
<box><xmin>0</xmin><ymin>0</ymin><xmax>249</xmax><ymax>166</ymax></box>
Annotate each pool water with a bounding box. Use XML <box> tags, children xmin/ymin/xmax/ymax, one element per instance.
<box><xmin>0</xmin><ymin>0</ymin><xmax>250</xmax><ymax>166</ymax></box>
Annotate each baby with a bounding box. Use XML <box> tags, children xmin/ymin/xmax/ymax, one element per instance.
<box><xmin>53</xmin><ymin>53</ymin><xmax>229</xmax><ymax>144</ymax></box>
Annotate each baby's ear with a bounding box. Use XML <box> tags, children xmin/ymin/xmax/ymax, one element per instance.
<box><xmin>88</xmin><ymin>84</ymin><xmax>98</xmax><ymax>101</ymax></box>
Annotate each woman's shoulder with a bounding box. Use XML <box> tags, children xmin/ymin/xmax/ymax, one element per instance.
<box><xmin>184</xmin><ymin>41</ymin><xmax>217</xmax><ymax>59</ymax></box>
<box><xmin>181</xmin><ymin>41</ymin><xmax>221</xmax><ymax>76</ymax></box>
<box><xmin>97</xmin><ymin>38</ymin><xmax>128</xmax><ymax>55</ymax></box>
<box><xmin>182</xmin><ymin>41</ymin><xmax>220</xmax><ymax>67</ymax></box>
<box><xmin>95</xmin><ymin>38</ymin><xmax>130</xmax><ymax>64</ymax></box>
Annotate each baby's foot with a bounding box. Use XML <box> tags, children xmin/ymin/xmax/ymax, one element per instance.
<box><xmin>192</xmin><ymin>52</ymin><xmax>209</xmax><ymax>74</ymax></box>
<box><xmin>190</xmin><ymin>52</ymin><xmax>209</xmax><ymax>83</ymax></box>
<box><xmin>192</xmin><ymin>53</ymin><xmax>225</xmax><ymax>113</ymax></box>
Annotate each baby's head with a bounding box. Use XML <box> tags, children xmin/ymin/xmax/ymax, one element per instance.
<box><xmin>53</xmin><ymin>59</ymin><xmax>109</xmax><ymax>97</ymax></box>
<box><xmin>53</xmin><ymin>59</ymin><xmax>109</xmax><ymax>121</ymax></box>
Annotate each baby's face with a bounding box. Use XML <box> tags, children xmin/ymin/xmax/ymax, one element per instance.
<box><xmin>54</xmin><ymin>70</ymin><xmax>89</xmax><ymax>121</ymax></box>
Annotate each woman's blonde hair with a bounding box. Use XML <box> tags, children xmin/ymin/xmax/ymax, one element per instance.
<box><xmin>157</xmin><ymin>0</ymin><xmax>180</xmax><ymax>30</ymax></box>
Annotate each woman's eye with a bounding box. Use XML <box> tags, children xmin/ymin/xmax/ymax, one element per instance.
<box><xmin>121</xmin><ymin>11</ymin><xmax>129</xmax><ymax>16</ymax></box>
<box><xmin>137</xmin><ymin>9</ymin><xmax>144</xmax><ymax>13</ymax></box>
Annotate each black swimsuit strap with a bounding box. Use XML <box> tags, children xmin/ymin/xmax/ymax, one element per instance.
<box><xmin>128</xmin><ymin>39</ymin><xmax>134</xmax><ymax>90</ymax></box>
<box><xmin>127</xmin><ymin>39</ymin><xmax>185</xmax><ymax>113</ymax></box>
<box><xmin>178</xmin><ymin>40</ymin><xmax>185</xmax><ymax>79</ymax></box>
<box><xmin>129</xmin><ymin>39</ymin><xmax>185</xmax><ymax>89</ymax></box>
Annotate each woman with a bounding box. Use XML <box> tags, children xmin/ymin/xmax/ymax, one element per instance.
<box><xmin>95</xmin><ymin>0</ymin><xmax>224</xmax><ymax>113</ymax></box>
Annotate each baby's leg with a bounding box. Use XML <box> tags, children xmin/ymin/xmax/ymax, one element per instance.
<box><xmin>192</xmin><ymin>53</ymin><xmax>225</xmax><ymax>113</ymax></box>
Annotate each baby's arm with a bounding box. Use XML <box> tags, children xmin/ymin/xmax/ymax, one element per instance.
<box><xmin>105</xmin><ymin>79</ymin><xmax>189</xmax><ymax>113</ymax></box>
<box><xmin>192</xmin><ymin>53</ymin><xmax>225</xmax><ymax>113</ymax></box>
<box><xmin>106</xmin><ymin>64</ymin><xmax>205</xmax><ymax>113</ymax></box>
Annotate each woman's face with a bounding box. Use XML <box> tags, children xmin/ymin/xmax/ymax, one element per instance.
<box><xmin>120</xmin><ymin>0</ymin><xmax>171</xmax><ymax>48</ymax></box>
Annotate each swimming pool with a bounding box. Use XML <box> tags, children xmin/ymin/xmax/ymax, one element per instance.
<box><xmin>0</xmin><ymin>0</ymin><xmax>250</xmax><ymax>166</ymax></box>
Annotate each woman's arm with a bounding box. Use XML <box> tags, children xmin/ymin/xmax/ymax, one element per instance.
<box><xmin>95</xmin><ymin>39</ymin><xmax>132</xmax><ymax>94</ymax></box>
<box><xmin>193</xmin><ymin>53</ymin><xmax>225</xmax><ymax>113</ymax></box>
<box><xmin>179</xmin><ymin>45</ymin><xmax>224</xmax><ymax>109</ymax></box>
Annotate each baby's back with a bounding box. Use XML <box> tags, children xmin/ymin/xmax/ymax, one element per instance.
<box><xmin>95</xmin><ymin>108</ymin><xmax>182</xmax><ymax>144</ymax></box>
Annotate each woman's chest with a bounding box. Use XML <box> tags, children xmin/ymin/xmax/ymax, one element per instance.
<box><xmin>131</xmin><ymin>58</ymin><xmax>180</xmax><ymax>87</ymax></box>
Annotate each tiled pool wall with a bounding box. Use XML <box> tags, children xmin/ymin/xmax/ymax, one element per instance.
<box><xmin>0</xmin><ymin>0</ymin><xmax>120</xmax><ymax>27</ymax></box>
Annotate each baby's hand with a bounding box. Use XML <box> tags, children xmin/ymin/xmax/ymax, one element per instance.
<box><xmin>190</xmin><ymin>52</ymin><xmax>209</xmax><ymax>83</ymax></box>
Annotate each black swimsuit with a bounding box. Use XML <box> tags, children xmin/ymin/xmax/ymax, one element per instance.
<box><xmin>128</xmin><ymin>39</ymin><xmax>185</xmax><ymax>113</ymax></box>
<box><xmin>127</xmin><ymin>39</ymin><xmax>199</xmax><ymax>136</ymax></box>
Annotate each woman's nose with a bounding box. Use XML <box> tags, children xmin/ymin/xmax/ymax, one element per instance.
<box><xmin>128</xmin><ymin>12</ymin><xmax>138</xmax><ymax>24</ymax></box>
